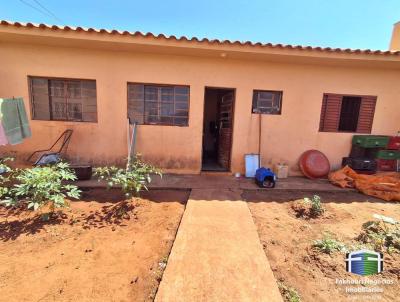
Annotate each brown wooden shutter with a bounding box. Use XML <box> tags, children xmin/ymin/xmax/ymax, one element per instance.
<box><xmin>356</xmin><ymin>96</ymin><xmax>376</xmax><ymax>133</ymax></box>
<box><xmin>319</xmin><ymin>94</ymin><xmax>342</xmax><ymax>132</ymax></box>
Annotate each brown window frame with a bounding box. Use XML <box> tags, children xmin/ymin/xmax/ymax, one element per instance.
<box><xmin>28</xmin><ymin>76</ymin><xmax>97</xmax><ymax>123</ymax></box>
<box><xmin>252</xmin><ymin>90</ymin><xmax>283</xmax><ymax>115</ymax></box>
<box><xmin>319</xmin><ymin>93</ymin><xmax>377</xmax><ymax>133</ymax></box>
<box><xmin>127</xmin><ymin>82</ymin><xmax>190</xmax><ymax>127</ymax></box>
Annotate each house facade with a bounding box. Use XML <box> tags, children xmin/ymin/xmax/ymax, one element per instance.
<box><xmin>1</xmin><ymin>21</ymin><xmax>400</xmax><ymax>175</ymax></box>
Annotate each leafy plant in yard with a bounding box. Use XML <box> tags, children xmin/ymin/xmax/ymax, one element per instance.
<box><xmin>0</xmin><ymin>157</ymin><xmax>15</xmax><ymax>199</ymax></box>
<box><xmin>278</xmin><ymin>282</ymin><xmax>301</xmax><ymax>302</ymax></box>
<box><xmin>313</xmin><ymin>232</ymin><xmax>346</xmax><ymax>254</ymax></box>
<box><xmin>304</xmin><ymin>195</ymin><xmax>324</xmax><ymax>217</ymax></box>
<box><xmin>357</xmin><ymin>220</ymin><xmax>400</xmax><ymax>253</ymax></box>
<box><xmin>94</xmin><ymin>156</ymin><xmax>162</xmax><ymax>197</ymax></box>
<box><xmin>1</xmin><ymin>162</ymin><xmax>81</xmax><ymax>211</ymax></box>
<box><xmin>292</xmin><ymin>195</ymin><xmax>325</xmax><ymax>218</ymax></box>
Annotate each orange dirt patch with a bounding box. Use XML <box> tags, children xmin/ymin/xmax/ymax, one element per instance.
<box><xmin>0</xmin><ymin>188</ymin><xmax>188</xmax><ymax>302</ymax></box>
<box><xmin>246</xmin><ymin>191</ymin><xmax>400</xmax><ymax>302</ymax></box>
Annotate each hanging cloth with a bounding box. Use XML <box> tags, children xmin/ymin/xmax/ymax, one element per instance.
<box><xmin>0</xmin><ymin>122</ymin><xmax>8</xmax><ymax>146</ymax></box>
<box><xmin>0</xmin><ymin>97</ymin><xmax>32</xmax><ymax>145</ymax></box>
<box><xmin>0</xmin><ymin>99</ymin><xmax>9</xmax><ymax>146</ymax></box>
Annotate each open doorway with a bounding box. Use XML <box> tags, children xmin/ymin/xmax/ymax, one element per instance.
<box><xmin>202</xmin><ymin>87</ymin><xmax>235</xmax><ymax>171</ymax></box>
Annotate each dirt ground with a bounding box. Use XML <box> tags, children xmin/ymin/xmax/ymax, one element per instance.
<box><xmin>0</xmin><ymin>188</ymin><xmax>188</xmax><ymax>302</ymax></box>
<box><xmin>245</xmin><ymin>190</ymin><xmax>400</xmax><ymax>302</ymax></box>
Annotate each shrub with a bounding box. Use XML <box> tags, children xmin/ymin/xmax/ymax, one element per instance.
<box><xmin>304</xmin><ymin>195</ymin><xmax>324</xmax><ymax>217</ymax></box>
<box><xmin>292</xmin><ymin>195</ymin><xmax>325</xmax><ymax>218</ymax></box>
<box><xmin>357</xmin><ymin>220</ymin><xmax>400</xmax><ymax>253</ymax></box>
<box><xmin>313</xmin><ymin>232</ymin><xmax>346</xmax><ymax>254</ymax></box>
<box><xmin>94</xmin><ymin>156</ymin><xmax>162</xmax><ymax>197</ymax></box>
<box><xmin>1</xmin><ymin>162</ymin><xmax>81</xmax><ymax>211</ymax></box>
<box><xmin>278</xmin><ymin>282</ymin><xmax>301</xmax><ymax>302</ymax></box>
<box><xmin>0</xmin><ymin>157</ymin><xmax>15</xmax><ymax>199</ymax></box>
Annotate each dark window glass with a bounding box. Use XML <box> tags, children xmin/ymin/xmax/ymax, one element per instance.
<box><xmin>128</xmin><ymin>83</ymin><xmax>189</xmax><ymax>126</ymax></box>
<box><xmin>252</xmin><ymin>90</ymin><xmax>282</xmax><ymax>114</ymax></box>
<box><xmin>338</xmin><ymin>96</ymin><xmax>361</xmax><ymax>132</ymax></box>
<box><xmin>29</xmin><ymin>77</ymin><xmax>97</xmax><ymax>122</ymax></box>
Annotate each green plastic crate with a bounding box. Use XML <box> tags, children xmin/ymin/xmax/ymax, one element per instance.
<box><xmin>352</xmin><ymin>135</ymin><xmax>390</xmax><ymax>148</ymax></box>
<box><xmin>376</xmin><ymin>150</ymin><xmax>400</xmax><ymax>160</ymax></box>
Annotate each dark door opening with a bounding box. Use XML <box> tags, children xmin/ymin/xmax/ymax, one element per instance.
<box><xmin>202</xmin><ymin>87</ymin><xmax>235</xmax><ymax>171</ymax></box>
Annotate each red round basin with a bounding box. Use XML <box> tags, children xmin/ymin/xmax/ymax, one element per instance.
<box><xmin>299</xmin><ymin>150</ymin><xmax>330</xmax><ymax>179</ymax></box>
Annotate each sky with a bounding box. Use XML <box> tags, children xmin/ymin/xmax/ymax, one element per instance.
<box><xmin>1</xmin><ymin>0</ymin><xmax>400</xmax><ymax>50</ymax></box>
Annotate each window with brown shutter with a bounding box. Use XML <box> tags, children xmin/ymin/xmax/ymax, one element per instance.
<box><xmin>127</xmin><ymin>83</ymin><xmax>189</xmax><ymax>126</ymax></box>
<box><xmin>29</xmin><ymin>76</ymin><xmax>97</xmax><ymax>122</ymax></box>
<box><xmin>319</xmin><ymin>93</ymin><xmax>376</xmax><ymax>133</ymax></box>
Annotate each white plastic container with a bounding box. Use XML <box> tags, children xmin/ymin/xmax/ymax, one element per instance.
<box><xmin>245</xmin><ymin>154</ymin><xmax>260</xmax><ymax>178</ymax></box>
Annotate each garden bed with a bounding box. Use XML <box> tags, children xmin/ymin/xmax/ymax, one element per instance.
<box><xmin>245</xmin><ymin>191</ymin><xmax>400</xmax><ymax>302</ymax></box>
<box><xmin>0</xmin><ymin>188</ymin><xmax>189</xmax><ymax>302</ymax></box>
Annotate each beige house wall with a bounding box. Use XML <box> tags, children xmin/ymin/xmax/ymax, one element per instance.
<box><xmin>390</xmin><ymin>21</ymin><xmax>400</xmax><ymax>51</ymax></box>
<box><xmin>0</xmin><ymin>41</ymin><xmax>400</xmax><ymax>175</ymax></box>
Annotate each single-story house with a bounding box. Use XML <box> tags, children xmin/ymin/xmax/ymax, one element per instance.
<box><xmin>1</xmin><ymin>20</ymin><xmax>400</xmax><ymax>175</ymax></box>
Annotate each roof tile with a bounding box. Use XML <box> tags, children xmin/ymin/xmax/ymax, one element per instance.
<box><xmin>0</xmin><ymin>20</ymin><xmax>399</xmax><ymax>56</ymax></box>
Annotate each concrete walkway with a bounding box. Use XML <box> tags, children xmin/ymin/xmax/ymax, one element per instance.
<box><xmin>155</xmin><ymin>189</ymin><xmax>282</xmax><ymax>302</ymax></box>
<box><xmin>75</xmin><ymin>174</ymin><xmax>353</xmax><ymax>192</ymax></box>
<box><xmin>150</xmin><ymin>174</ymin><xmax>349</xmax><ymax>192</ymax></box>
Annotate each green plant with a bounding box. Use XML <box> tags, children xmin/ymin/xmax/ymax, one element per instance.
<box><xmin>278</xmin><ymin>282</ymin><xmax>301</xmax><ymax>302</ymax></box>
<box><xmin>1</xmin><ymin>162</ymin><xmax>81</xmax><ymax>211</ymax></box>
<box><xmin>357</xmin><ymin>220</ymin><xmax>400</xmax><ymax>253</ymax></box>
<box><xmin>313</xmin><ymin>232</ymin><xmax>346</xmax><ymax>254</ymax></box>
<box><xmin>292</xmin><ymin>194</ymin><xmax>325</xmax><ymax>219</ymax></box>
<box><xmin>304</xmin><ymin>195</ymin><xmax>324</xmax><ymax>217</ymax></box>
<box><xmin>94</xmin><ymin>156</ymin><xmax>162</xmax><ymax>197</ymax></box>
<box><xmin>0</xmin><ymin>157</ymin><xmax>15</xmax><ymax>199</ymax></box>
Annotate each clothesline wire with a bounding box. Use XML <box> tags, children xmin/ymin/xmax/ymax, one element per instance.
<box><xmin>17</xmin><ymin>0</ymin><xmax>65</xmax><ymax>25</ymax></box>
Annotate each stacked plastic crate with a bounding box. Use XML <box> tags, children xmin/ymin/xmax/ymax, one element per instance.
<box><xmin>342</xmin><ymin>135</ymin><xmax>400</xmax><ymax>173</ymax></box>
<box><xmin>379</xmin><ymin>136</ymin><xmax>400</xmax><ymax>171</ymax></box>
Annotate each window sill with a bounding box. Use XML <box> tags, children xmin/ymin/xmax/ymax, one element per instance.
<box><xmin>319</xmin><ymin>131</ymin><xmax>371</xmax><ymax>134</ymax></box>
<box><xmin>32</xmin><ymin>119</ymin><xmax>98</xmax><ymax>124</ymax></box>
<box><xmin>137</xmin><ymin>123</ymin><xmax>189</xmax><ymax>127</ymax></box>
<box><xmin>251</xmin><ymin>112</ymin><xmax>282</xmax><ymax>115</ymax></box>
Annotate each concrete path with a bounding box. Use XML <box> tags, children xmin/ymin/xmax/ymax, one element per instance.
<box><xmin>155</xmin><ymin>189</ymin><xmax>282</xmax><ymax>302</ymax></box>
<box><xmin>149</xmin><ymin>174</ymin><xmax>350</xmax><ymax>192</ymax></box>
<box><xmin>75</xmin><ymin>174</ymin><xmax>353</xmax><ymax>192</ymax></box>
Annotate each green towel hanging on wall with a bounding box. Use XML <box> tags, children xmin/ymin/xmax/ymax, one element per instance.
<box><xmin>0</xmin><ymin>97</ymin><xmax>32</xmax><ymax>145</ymax></box>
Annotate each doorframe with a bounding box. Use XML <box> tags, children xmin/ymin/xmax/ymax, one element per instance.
<box><xmin>201</xmin><ymin>86</ymin><xmax>236</xmax><ymax>172</ymax></box>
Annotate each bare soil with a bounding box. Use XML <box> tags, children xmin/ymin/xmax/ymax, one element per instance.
<box><xmin>245</xmin><ymin>190</ymin><xmax>400</xmax><ymax>302</ymax></box>
<box><xmin>0</xmin><ymin>188</ymin><xmax>189</xmax><ymax>302</ymax></box>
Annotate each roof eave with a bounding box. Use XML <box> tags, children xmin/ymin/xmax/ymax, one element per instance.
<box><xmin>1</xmin><ymin>21</ymin><xmax>400</xmax><ymax>68</ymax></box>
